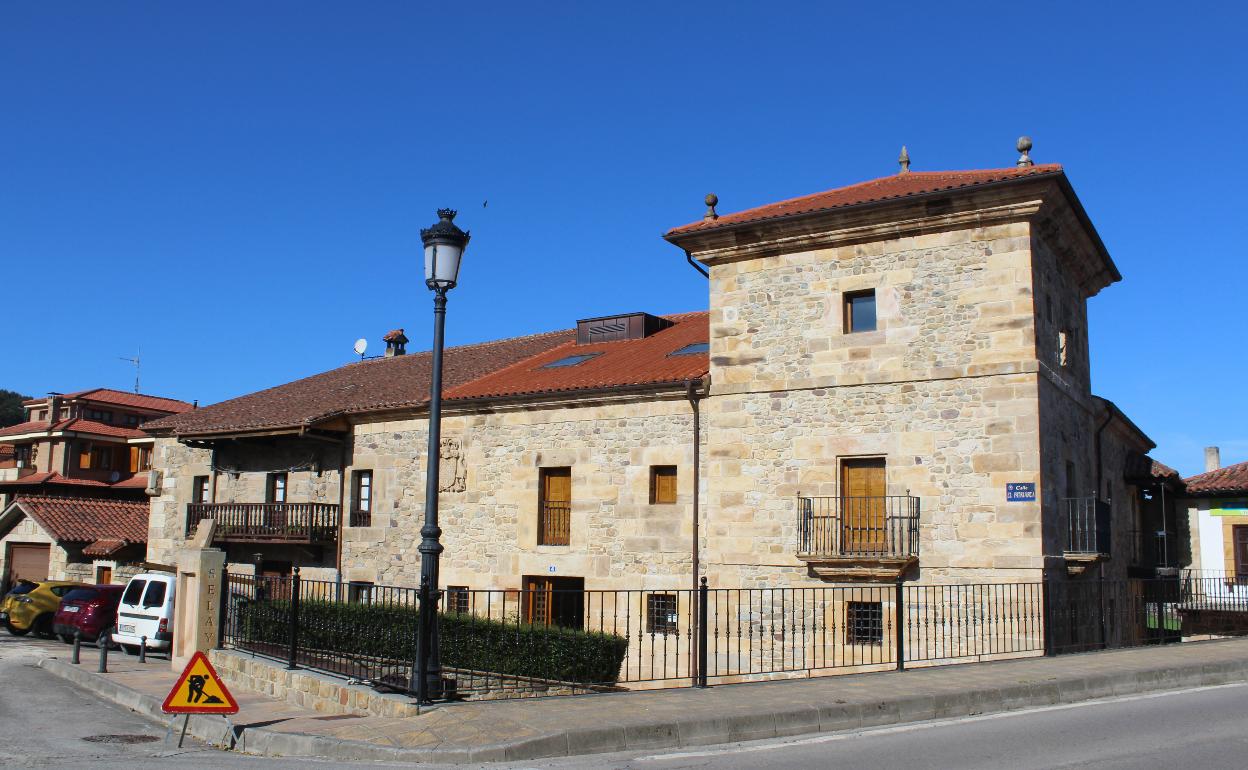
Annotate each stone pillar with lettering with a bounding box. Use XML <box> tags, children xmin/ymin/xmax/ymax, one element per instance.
<box><xmin>171</xmin><ymin>519</ymin><xmax>227</xmax><ymax>671</ymax></box>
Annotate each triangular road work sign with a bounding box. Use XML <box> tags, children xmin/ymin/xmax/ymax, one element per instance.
<box><xmin>162</xmin><ymin>651</ymin><xmax>240</xmax><ymax>714</ymax></box>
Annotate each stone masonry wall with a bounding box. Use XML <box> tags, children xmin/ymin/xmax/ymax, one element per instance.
<box><xmin>340</xmin><ymin>397</ymin><xmax>701</xmax><ymax>592</ymax></box>
<box><xmin>703</xmin><ymin>222</ymin><xmax>1047</xmax><ymax>585</ymax></box>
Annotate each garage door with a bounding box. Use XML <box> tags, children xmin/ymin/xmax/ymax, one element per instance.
<box><xmin>7</xmin><ymin>544</ymin><xmax>50</xmax><ymax>587</ymax></box>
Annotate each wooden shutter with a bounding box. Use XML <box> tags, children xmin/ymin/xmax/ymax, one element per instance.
<box><xmin>652</xmin><ymin>466</ymin><xmax>677</xmax><ymax>504</ymax></box>
<box><xmin>842</xmin><ymin>459</ymin><xmax>886</xmax><ymax>552</ymax></box>
<box><xmin>1235</xmin><ymin>527</ymin><xmax>1248</xmax><ymax>577</ymax></box>
<box><xmin>539</xmin><ymin>468</ymin><xmax>571</xmax><ymax>545</ymax></box>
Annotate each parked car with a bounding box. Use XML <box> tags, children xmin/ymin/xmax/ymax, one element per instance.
<box><xmin>111</xmin><ymin>572</ymin><xmax>175</xmax><ymax>654</ymax></box>
<box><xmin>52</xmin><ymin>584</ymin><xmax>125</xmax><ymax>643</ymax></box>
<box><xmin>1</xmin><ymin>580</ymin><xmax>85</xmax><ymax>637</ymax></box>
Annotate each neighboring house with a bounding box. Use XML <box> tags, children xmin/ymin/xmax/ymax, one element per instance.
<box><xmin>0</xmin><ymin>388</ymin><xmax>194</xmax><ymax>586</ymax></box>
<box><xmin>144</xmin><ymin>153</ymin><xmax>1168</xmax><ymax>619</ymax></box>
<box><xmin>0</xmin><ymin>496</ymin><xmax>149</xmax><ymax>591</ymax></box>
<box><xmin>1185</xmin><ymin>447</ymin><xmax>1248</xmax><ymax>579</ymax></box>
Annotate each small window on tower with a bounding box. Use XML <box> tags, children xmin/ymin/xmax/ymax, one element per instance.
<box><xmin>844</xmin><ymin>290</ymin><xmax>877</xmax><ymax>333</ymax></box>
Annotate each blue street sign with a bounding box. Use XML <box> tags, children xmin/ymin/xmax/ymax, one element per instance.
<box><xmin>1006</xmin><ymin>483</ymin><xmax>1036</xmax><ymax>502</ymax></box>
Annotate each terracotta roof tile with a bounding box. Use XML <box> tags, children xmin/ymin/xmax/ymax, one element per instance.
<box><xmin>446</xmin><ymin>312</ymin><xmax>708</xmax><ymax>401</ymax></box>
<box><xmin>1185</xmin><ymin>460</ymin><xmax>1248</xmax><ymax>497</ymax></box>
<box><xmin>58</xmin><ymin>388</ymin><xmax>194</xmax><ymax>413</ymax></box>
<box><xmin>5</xmin><ymin>495</ymin><xmax>148</xmax><ymax>545</ymax></box>
<box><xmin>83</xmin><ymin>538</ymin><xmax>128</xmax><ymax>557</ymax></box>
<box><xmin>665</xmin><ymin>165</ymin><xmax>1064</xmax><ymax>236</ymax></box>
<box><xmin>145</xmin><ymin>329</ymin><xmax>576</xmax><ymax>437</ymax></box>
<box><xmin>0</xmin><ymin>418</ymin><xmax>146</xmax><ymax>439</ymax></box>
<box><xmin>0</xmin><ymin>472</ymin><xmax>146</xmax><ymax>489</ymax></box>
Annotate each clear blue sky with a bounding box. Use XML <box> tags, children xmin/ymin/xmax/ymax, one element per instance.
<box><xmin>2</xmin><ymin>2</ymin><xmax>1244</xmax><ymax>476</ymax></box>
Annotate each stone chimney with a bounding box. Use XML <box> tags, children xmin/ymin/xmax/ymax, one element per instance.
<box><xmin>383</xmin><ymin>329</ymin><xmax>409</xmax><ymax>357</ymax></box>
<box><xmin>1205</xmin><ymin>446</ymin><xmax>1221</xmax><ymax>473</ymax></box>
<box><xmin>46</xmin><ymin>393</ymin><xmax>61</xmax><ymax>424</ymax></box>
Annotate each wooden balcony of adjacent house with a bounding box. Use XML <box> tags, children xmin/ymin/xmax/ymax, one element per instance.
<box><xmin>796</xmin><ymin>495</ymin><xmax>920</xmax><ymax>581</ymax></box>
<box><xmin>185</xmin><ymin>502</ymin><xmax>340</xmax><ymax>545</ymax></box>
<box><xmin>1063</xmin><ymin>496</ymin><xmax>1111</xmax><ymax>575</ymax></box>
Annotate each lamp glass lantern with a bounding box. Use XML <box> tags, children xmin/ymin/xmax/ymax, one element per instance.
<box><xmin>421</xmin><ymin>209</ymin><xmax>470</xmax><ymax>290</ymax></box>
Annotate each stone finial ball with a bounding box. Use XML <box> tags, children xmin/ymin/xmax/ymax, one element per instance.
<box><xmin>705</xmin><ymin>193</ymin><xmax>718</xmax><ymax>207</ymax></box>
<box><xmin>1017</xmin><ymin>136</ymin><xmax>1033</xmax><ymax>153</ymax></box>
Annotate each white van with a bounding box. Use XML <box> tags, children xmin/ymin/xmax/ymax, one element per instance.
<box><xmin>111</xmin><ymin>572</ymin><xmax>175</xmax><ymax>653</ymax></box>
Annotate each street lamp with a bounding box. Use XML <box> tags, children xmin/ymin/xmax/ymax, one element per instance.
<box><xmin>413</xmin><ymin>209</ymin><xmax>470</xmax><ymax>702</ymax></box>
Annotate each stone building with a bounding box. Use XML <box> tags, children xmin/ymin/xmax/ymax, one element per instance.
<box><xmin>0</xmin><ymin>388</ymin><xmax>194</xmax><ymax>587</ymax></box>
<box><xmin>144</xmin><ymin>150</ymin><xmax>1170</xmax><ymax>611</ymax></box>
<box><xmin>1185</xmin><ymin>448</ymin><xmax>1248</xmax><ymax>578</ymax></box>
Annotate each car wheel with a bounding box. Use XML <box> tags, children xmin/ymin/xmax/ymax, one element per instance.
<box><xmin>5</xmin><ymin>621</ymin><xmax>29</xmax><ymax>637</ymax></box>
<box><xmin>33</xmin><ymin>615</ymin><xmax>55</xmax><ymax>639</ymax></box>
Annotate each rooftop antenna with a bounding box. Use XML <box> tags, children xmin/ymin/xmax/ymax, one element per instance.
<box><xmin>353</xmin><ymin>338</ymin><xmax>368</xmax><ymax>361</ymax></box>
<box><xmin>119</xmin><ymin>346</ymin><xmax>141</xmax><ymax>393</ymax></box>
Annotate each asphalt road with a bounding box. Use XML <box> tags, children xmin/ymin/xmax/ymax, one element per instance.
<box><xmin>3</xmin><ymin>631</ymin><xmax>1248</xmax><ymax>769</ymax></box>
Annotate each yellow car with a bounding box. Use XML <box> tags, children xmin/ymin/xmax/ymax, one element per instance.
<box><xmin>1</xmin><ymin>580</ymin><xmax>84</xmax><ymax>637</ymax></box>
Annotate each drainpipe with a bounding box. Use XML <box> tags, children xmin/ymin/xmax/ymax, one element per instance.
<box><xmin>684</xmin><ymin>250</ymin><xmax>709</xmax><ymax>279</ymax></box>
<box><xmin>685</xmin><ymin>379</ymin><xmax>706</xmax><ymax>682</ymax></box>
<box><xmin>1092</xmin><ymin>410</ymin><xmax>1114</xmax><ymax>502</ymax></box>
<box><xmin>335</xmin><ymin>440</ymin><xmax>347</xmax><ymax>600</ymax></box>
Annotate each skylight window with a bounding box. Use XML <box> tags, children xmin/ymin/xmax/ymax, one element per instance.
<box><xmin>668</xmin><ymin>342</ymin><xmax>710</xmax><ymax>357</ymax></box>
<box><xmin>542</xmin><ymin>353</ymin><xmax>600</xmax><ymax>369</ymax></box>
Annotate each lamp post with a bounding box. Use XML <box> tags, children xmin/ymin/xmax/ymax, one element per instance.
<box><xmin>413</xmin><ymin>208</ymin><xmax>469</xmax><ymax>702</ymax></box>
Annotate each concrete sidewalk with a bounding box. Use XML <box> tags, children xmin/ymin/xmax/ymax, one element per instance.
<box><xmin>41</xmin><ymin>639</ymin><xmax>1248</xmax><ymax>763</ymax></box>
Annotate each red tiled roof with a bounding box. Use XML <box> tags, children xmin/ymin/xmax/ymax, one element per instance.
<box><xmin>0</xmin><ymin>418</ymin><xmax>146</xmax><ymax>439</ymax></box>
<box><xmin>0</xmin><ymin>444</ymin><xmax>12</xmax><ymax>460</ymax></box>
<box><xmin>1184</xmin><ymin>461</ymin><xmax>1248</xmax><ymax>497</ymax></box>
<box><xmin>446</xmin><ymin>312</ymin><xmax>708</xmax><ymax>401</ymax></box>
<box><xmin>58</xmin><ymin>388</ymin><xmax>194</xmax><ymax>413</ymax></box>
<box><xmin>145</xmin><ymin>329</ymin><xmax>577</xmax><ymax>437</ymax></box>
<box><xmin>0</xmin><ymin>472</ymin><xmax>146</xmax><ymax>489</ymax></box>
<box><xmin>383</xmin><ymin>329</ymin><xmax>408</xmax><ymax>343</ymax></box>
<box><xmin>83</xmin><ymin>538</ymin><xmax>128</xmax><ymax>557</ymax></box>
<box><xmin>665</xmin><ymin>165</ymin><xmax>1065</xmax><ymax>236</ymax></box>
<box><xmin>1151</xmin><ymin>460</ymin><xmax>1181</xmax><ymax>480</ymax></box>
<box><xmin>4</xmin><ymin>495</ymin><xmax>148</xmax><ymax>545</ymax></box>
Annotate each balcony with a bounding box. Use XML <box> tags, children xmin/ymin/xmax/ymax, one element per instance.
<box><xmin>797</xmin><ymin>495</ymin><xmax>920</xmax><ymax>581</ymax></box>
<box><xmin>186</xmin><ymin>502</ymin><xmax>340</xmax><ymax>545</ymax></box>
<box><xmin>1063</xmin><ymin>496</ymin><xmax>1111</xmax><ymax>574</ymax></box>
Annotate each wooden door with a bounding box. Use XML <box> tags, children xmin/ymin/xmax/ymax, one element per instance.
<box><xmin>539</xmin><ymin>468</ymin><xmax>571</xmax><ymax>545</ymax></box>
<box><xmin>523</xmin><ymin>576</ymin><xmax>584</xmax><ymax>628</ymax></box>
<box><xmin>841</xmin><ymin>459</ymin><xmax>886</xmax><ymax>553</ymax></box>
<box><xmin>96</xmin><ymin>565</ymin><xmax>113</xmax><ymax>585</ymax></box>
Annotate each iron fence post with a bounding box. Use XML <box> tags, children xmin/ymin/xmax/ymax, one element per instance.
<box><xmin>1098</xmin><ymin>567</ymin><xmax>1107</xmax><ymax>650</ymax></box>
<box><xmin>696</xmin><ymin>577</ymin><xmax>709</xmax><ymax>688</ymax></box>
<box><xmin>895</xmin><ymin>577</ymin><xmax>906</xmax><ymax>671</ymax></box>
<box><xmin>287</xmin><ymin>566</ymin><xmax>301</xmax><ymax>670</ymax></box>
<box><xmin>1042</xmin><ymin>578</ymin><xmax>1054</xmax><ymax>656</ymax></box>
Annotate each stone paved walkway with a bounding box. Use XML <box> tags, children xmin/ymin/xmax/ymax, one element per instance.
<box><xmin>41</xmin><ymin>638</ymin><xmax>1248</xmax><ymax>763</ymax></box>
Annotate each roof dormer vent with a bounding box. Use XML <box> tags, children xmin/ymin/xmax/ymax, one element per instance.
<box><xmin>575</xmin><ymin>313</ymin><xmax>673</xmax><ymax>345</ymax></box>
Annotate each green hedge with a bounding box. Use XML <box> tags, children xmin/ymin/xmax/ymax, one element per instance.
<box><xmin>239</xmin><ymin>598</ymin><xmax>629</xmax><ymax>685</ymax></box>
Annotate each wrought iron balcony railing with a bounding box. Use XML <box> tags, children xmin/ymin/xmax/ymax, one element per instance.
<box><xmin>797</xmin><ymin>496</ymin><xmax>920</xmax><ymax>559</ymax></box>
<box><xmin>186</xmin><ymin>502</ymin><xmax>340</xmax><ymax>544</ymax></box>
<box><xmin>1064</xmin><ymin>497</ymin><xmax>1111</xmax><ymax>555</ymax></box>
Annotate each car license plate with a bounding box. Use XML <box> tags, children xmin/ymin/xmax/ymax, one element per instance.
<box><xmin>65</xmin><ymin>606</ymin><xmax>80</xmax><ymax>613</ymax></box>
<box><xmin>118</xmin><ymin>623</ymin><xmax>135</xmax><ymax>634</ymax></box>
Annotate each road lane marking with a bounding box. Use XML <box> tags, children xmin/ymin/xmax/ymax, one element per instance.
<box><xmin>636</xmin><ymin>682</ymin><xmax>1248</xmax><ymax>761</ymax></box>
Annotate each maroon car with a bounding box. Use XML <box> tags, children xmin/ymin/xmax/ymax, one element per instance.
<box><xmin>52</xmin><ymin>584</ymin><xmax>125</xmax><ymax>643</ymax></box>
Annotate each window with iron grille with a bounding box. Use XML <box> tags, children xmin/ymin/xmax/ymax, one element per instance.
<box><xmin>447</xmin><ymin>586</ymin><xmax>470</xmax><ymax>615</ymax></box>
<box><xmin>846</xmin><ymin>601</ymin><xmax>883</xmax><ymax>645</ymax></box>
<box><xmin>646</xmin><ymin>593</ymin><xmax>679</xmax><ymax>635</ymax></box>
<box><xmin>348</xmin><ymin>581</ymin><xmax>373</xmax><ymax>604</ymax></box>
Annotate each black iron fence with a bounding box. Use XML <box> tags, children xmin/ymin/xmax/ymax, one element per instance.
<box><xmin>219</xmin><ymin>569</ymin><xmax>1248</xmax><ymax>702</ymax></box>
<box><xmin>797</xmin><ymin>496</ymin><xmax>921</xmax><ymax>558</ymax></box>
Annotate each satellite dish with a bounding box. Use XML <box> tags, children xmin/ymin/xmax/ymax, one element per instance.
<box><xmin>353</xmin><ymin>338</ymin><xmax>368</xmax><ymax>357</ymax></box>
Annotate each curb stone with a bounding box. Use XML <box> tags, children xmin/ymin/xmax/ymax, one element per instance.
<box><xmin>39</xmin><ymin>646</ymin><xmax>1248</xmax><ymax>763</ymax></box>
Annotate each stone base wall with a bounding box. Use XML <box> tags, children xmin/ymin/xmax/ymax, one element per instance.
<box><xmin>209</xmin><ymin>648</ymin><xmax>420</xmax><ymax>718</ymax></box>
